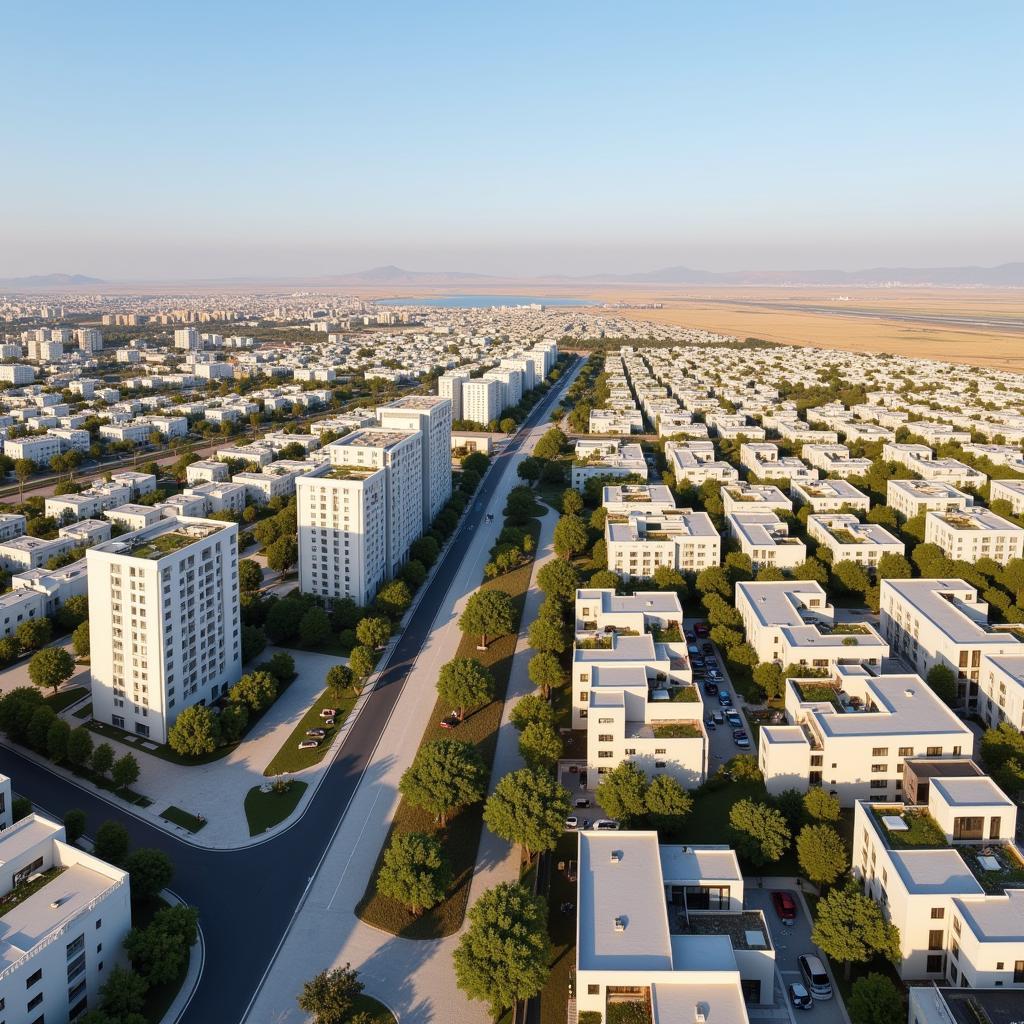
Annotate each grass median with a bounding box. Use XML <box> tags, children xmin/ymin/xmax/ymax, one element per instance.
<box><xmin>263</xmin><ymin>687</ymin><xmax>359</xmax><ymax>776</ymax></box>
<box><xmin>355</xmin><ymin>517</ymin><xmax>542</xmax><ymax>940</ymax></box>
<box><xmin>244</xmin><ymin>780</ymin><xmax>308</xmax><ymax>835</ymax></box>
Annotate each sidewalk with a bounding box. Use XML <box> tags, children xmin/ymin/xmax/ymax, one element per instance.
<box><xmin>242</xmin><ymin>402</ymin><xmax>567</xmax><ymax>1024</ymax></box>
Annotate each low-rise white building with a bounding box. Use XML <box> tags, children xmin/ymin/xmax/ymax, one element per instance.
<box><xmin>720</xmin><ymin>482</ymin><xmax>791</xmax><ymax>516</ymax></box>
<box><xmin>601</xmin><ymin>483</ymin><xmax>677</xmax><ymax>516</ymax></box>
<box><xmin>924</xmin><ymin>507</ymin><xmax>1024</xmax><ymax>566</ymax></box>
<box><xmin>605</xmin><ymin>508</ymin><xmax>720</xmax><ymax>580</ymax></box>
<box><xmin>760</xmin><ymin>665</ymin><xmax>971</xmax><ymax>803</ymax></box>
<box><xmin>989</xmin><ymin>478</ymin><xmax>1024</xmax><ymax>516</ymax></box>
<box><xmin>791</xmin><ymin>478</ymin><xmax>870</xmax><ymax>513</ymax></box>
<box><xmin>736</xmin><ymin>580</ymin><xmax>888</xmax><ymax>670</ymax></box>
<box><xmin>739</xmin><ymin>443</ymin><xmax>818</xmax><ymax>484</ymax></box>
<box><xmin>726</xmin><ymin>512</ymin><xmax>806</xmax><ymax>569</ymax></box>
<box><xmin>886</xmin><ymin>479</ymin><xmax>975</xmax><ymax>521</ymax></box>
<box><xmin>664</xmin><ymin>440</ymin><xmax>738</xmax><ymax>486</ymax></box>
<box><xmin>571</xmin><ymin>440</ymin><xmax>648</xmax><ymax>490</ymax></box>
<box><xmin>802</xmin><ymin>443</ymin><xmax>873</xmax><ymax>478</ymax></box>
<box><xmin>807</xmin><ymin>513</ymin><xmax>904</xmax><ymax>567</ymax></box>
<box><xmin>978</xmin><ymin>654</ymin><xmax>1024</xmax><ymax>732</ymax></box>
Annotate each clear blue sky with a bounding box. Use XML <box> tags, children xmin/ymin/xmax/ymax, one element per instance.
<box><xmin>4</xmin><ymin>1</ymin><xmax>1022</xmax><ymax>279</ymax></box>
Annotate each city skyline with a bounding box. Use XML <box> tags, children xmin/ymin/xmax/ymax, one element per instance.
<box><xmin>5</xmin><ymin>1</ymin><xmax>1023</xmax><ymax>279</ymax></box>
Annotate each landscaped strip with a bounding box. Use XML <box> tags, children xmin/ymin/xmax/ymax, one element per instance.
<box><xmin>262</xmin><ymin>686</ymin><xmax>358</xmax><ymax>776</ymax></box>
<box><xmin>355</xmin><ymin>517</ymin><xmax>542</xmax><ymax>939</ymax></box>
<box><xmin>160</xmin><ymin>805</ymin><xmax>207</xmax><ymax>833</ymax></box>
<box><xmin>45</xmin><ymin>686</ymin><xmax>89</xmax><ymax>713</ymax></box>
<box><xmin>245</xmin><ymin>780</ymin><xmax>309</xmax><ymax>835</ymax></box>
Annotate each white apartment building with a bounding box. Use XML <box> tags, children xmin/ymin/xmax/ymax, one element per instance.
<box><xmin>807</xmin><ymin>513</ymin><xmax>904</xmax><ymax>567</ymax></box>
<box><xmin>879</xmin><ymin>579</ymin><xmax>1024</xmax><ymax>709</ymax></box>
<box><xmin>231</xmin><ymin>461</ymin><xmax>309</xmax><ymax>505</ymax></box>
<box><xmin>324</xmin><ymin>427</ymin><xmax>423</xmax><ymax>578</ymax></box>
<box><xmin>791</xmin><ymin>478</ymin><xmax>870</xmax><ymax>514</ymax></box>
<box><xmin>601</xmin><ymin>483</ymin><xmax>677</xmax><ymax>516</ymax></box>
<box><xmin>0</xmin><ymin>365</ymin><xmax>36</xmax><ymax>385</ymax></box>
<box><xmin>760</xmin><ymin>665</ymin><xmax>971</xmax><ymax>803</ymax></box>
<box><xmin>735</xmin><ymin>581</ymin><xmax>888</xmax><ymax>670</ymax></box>
<box><xmin>75</xmin><ymin>327</ymin><xmax>103</xmax><ymax>353</ymax></box>
<box><xmin>4</xmin><ymin>435</ymin><xmax>61</xmax><ymax>466</ymax></box>
<box><xmin>720</xmin><ymin>482</ymin><xmax>791</xmax><ymax>516</ymax></box>
<box><xmin>377</xmin><ymin>395</ymin><xmax>453</xmax><ymax>526</ymax></box>
<box><xmin>989</xmin><ymin>478</ymin><xmax>1024</xmax><ymax>516</ymax></box>
<box><xmin>802</xmin><ymin>443</ymin><xmax>873</xmax><ymax>478</ymax></box>
<box><xmin>605</xmin><ymin>508</ymin><xmax>720</xmax><ymax>580</ymax></box>
<box><xmin>0</xmin><ymin>535</ymin><xmax>76</xmax><ymax>573</ymax></box>
<box><xmin>575</xmin><ymin>832</ymin><xmax>775</xmax><ymax>1023</ymax></box>
<box><xmin>882</xmin><ymin>443</ymin><xmax>987</xmax><ymax>489</ymax></box>
<box><xmin>437</xmin><ymin>371</ymin><xmax>469</xmax><ymax>422</ymax></box>
<box><xmin>104</xmin><ymin>503</ymin><xmax>162</xmax><ymax>532</ymax></box>
<box><xmin>886</xmin><ymin>479</ymin><xmax>974</xmax><ymax>521</ymax></box>
<box><xmin>854</xmin><ymin>775</ymin><xmax>1024</xmax><ymax>986</ymax></box>
<box><xmin>978</xmin><ymin>654</ymin><xmax>1024</xmax><ymax>732</ymax></box>
<box><xmin>571</xmin><ymin>441</ymin><xmax>648</xmax><ymax>491</ymax></box>
<box><xmin>173</xmin><ymin>326</ymin><xmax>201</xmax><ymax>350</ymax></box>
<box><xmin>461</xmin><ymin>378</ymin><xmax>500</xmax><ymax>427</ymax></box>
<box><xmin>87</xmin><ymin>517</ymin><xmax>242</xmax><ymax>743</ymax></box>
<box><xmin>665</xmin><ymin>440</ymin><xmax>739</xmax><ymax>486</ymax></box>
<box><xmin>726</xmin><ymin>512</ymin><xmax>806</xmax><ymax>569</ymax></box>
<box><xmin>0</xmin><ymin>799</ymin><xmax>132</xmax><ymax>1024</ymax></box>
<box><xmin>182</xmin><ymin>482</ymin><xmax>247</xmax><ymax>517</ymax></box>
<box><xmin>185</xmin><ymin>460</ymin><xmax>230</xmax><ymax>485</ymax></box>
<box><xmin>589</xmin><ymin>408</ymin><xmax>643</xmax><ymax>434</ymax></box>
<box><xmin>0</xmin><ymin>513</ymin><xmax>27</xmax><ymax>541</ymax></box>
<box><xmin>925</xmin><ymin>507</ymin><xmax>1024</xmax><ymax>566</ymax></box>
<box><xmin>738</xmin><ymin>443</ymin><xmax>819</xmax><ymax>484</ymax></box>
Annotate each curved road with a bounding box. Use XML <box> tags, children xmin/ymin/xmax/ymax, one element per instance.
<box><xmin>0</xmin><ymin>357</ymin><xmax>579</xmax><ymax>1024</ymax></box>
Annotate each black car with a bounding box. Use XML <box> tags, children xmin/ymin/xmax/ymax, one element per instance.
<box><xmin>703</xmin><ymin>681</ymin><xmax>719</xmax><ymax>696</ymax></box>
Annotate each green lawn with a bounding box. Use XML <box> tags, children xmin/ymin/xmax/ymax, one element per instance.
<box><xmin>539</xmin><ymin>833</ymin><xmax>579</xmax><ymax>1024</ymax></box>
<box><xmin>73</xmin><ymin>702</ymin><xmax>92</xmax><ymax>720</ymax></box>
<box><xmin>244</xmin><ymin>781</ymin><xmax>308</xmax><ymax>835</ymax></box>
<box><xmin>356</xmin><ymin>518</ymin><xmax>541</xmax><ymax>939</ymax></box>
<box><xmin>262</xmin><ymin>687</ymin><xmax>358</xmax><ymax>776</ymax></box>
<box><xmin>159</xmin><ymin>806</ymin><xmax>207</xmax><ymax>833</ymax></box>
<box><xmin>45</xmin><ymin>686</ymin><xmax>89</xmax><ymax>713</ymax></box>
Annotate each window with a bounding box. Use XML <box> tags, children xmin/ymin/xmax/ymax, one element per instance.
<box><xmin>26</xmin><ymin>969</ymin><xmax>42</xmax><ymax>988</ymax></box>
<box><xmin>871</xmin><ymin>764</ymin><xmax>888</xmax><ymax>773</ymax></box>
<box><xmin>872</xmin><ymin>747</ymin><xmax>889</xmax><ymax>756</ymax></box>
<box><xmin>588</xmin><ymin>985</ymin><xmax>600</xmax><ymax>995</ymax></box>
<box><xmin>597</xmin><ymin>751</ymin><xmax>613</xmax><ymax>758</ymax></box>
<box><xmin>870</xmin><ymin>780</ymin><xmax>888</xmax><ymax>789</ymax></box>
<box><xmin>598</xmin><ymin>734</ymin><xmax>613</xmax><ymax>742</ymax></box>
<box><xmin>990</xmin><ymin>817</ymin><xmax>1001</xmax><ymax>840</ymax></box>
<box><xmin>931</xmin><ymin>907</ymin><xmax>945</xmax><ymax>919</ymax></box>
<box><xmin>952</xmin><ymin>916</ymin><xmax>961</xmax><ymax>936</ymax></box>
<box><xmin>27</xmin><ymin>992</ymin><xmax>43</xmax><ymax>1011</ymax></box>
<box><xmin>928</xmin><ymin>930</ymin><xmax>944</xmax><ymax>950</ymax></box>
<box><xmin>927</xmin><ymin>746</ymin><xmax>942</xmax><ymax>756</ymax></box>
<box><xmin>1014</xmin><ymin>961</ymin><xmax>1024</xmax><ymax>983</ymax></box>
<box><xmin>899</xmin><ymin>746</ymin><xmax>913</xmax><ymax>756</ymax></box>
<box><xmin>67</xmin><ymin>952</ymin><xmax>86</xmax><ymax>981</ymax></box>
<box><xmin>926</xmin><ymin>954</ymin><xmax>944</xmax><ymax>973</ymax></box>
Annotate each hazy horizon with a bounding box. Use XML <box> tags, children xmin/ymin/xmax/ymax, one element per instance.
<box><xmin>5</xmin><ymin>1</ymin><xmax>1023</xmax><ymax>280</ymax></box>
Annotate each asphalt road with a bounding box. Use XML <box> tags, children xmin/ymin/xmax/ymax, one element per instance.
<box><xmin>0</xmin><ymin>357</ymin><xmax>579</xmax><ymax>1024</ymax></box>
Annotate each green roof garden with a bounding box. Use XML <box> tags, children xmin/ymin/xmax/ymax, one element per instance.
<box><xmin>651</xmin><ymin>721</ymin><xmax>702</xmax><ymax>738</ymax></box>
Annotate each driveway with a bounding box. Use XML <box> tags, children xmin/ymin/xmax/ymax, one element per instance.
<box><xmin>745</xmin><ymin>884</ymin><xmax>849</xmax><ymax>1024</ymax></box>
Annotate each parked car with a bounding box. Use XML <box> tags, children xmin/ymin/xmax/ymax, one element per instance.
<box><xmin>687</xmin><ymin>643</ymin><xmax>700</xmax><ymax>655</ymax></box>
<box><xmin>706</xmin><ymin>668</ymin><xmax>724</xmax><ymax>681</ymax></box>
<box><xmin>574</xmin><ymin>797</ymin><xmax>592</xmax><ymax>809</ymax></box>
<box><xmin>771</xmin><ymin>890</ymin><xmax>797</xmax><ymax>925</ymax></box>
<box><xmin>684</xmin><ymin>630</ymin><xmax>696</xmax><ymax>642</ymax></box>
<box><xmin>713</xmin><ymin>711</ymin><xmax>725</xmax><ymax>724</ymax></box>
<box><xmin>305</xmin><ymin>728</ymin><xmax>327</xmax><ymax>738</ymax></box>
<box><xmin>593</xmin><ymin>819</ymin><xmax>620</xmax><ymax>830</ymax></box>
<box><xmin>703</xmin><ymin>681</ymin><xmax>719</xmax><ymax>696</ymax></box>
<box><xmin>564</xmin><ymin>816</ymin><xmax>579</xmax><ymax>830</ymax></box>
<box><xmin>718</xmin><ymin>690</ymin><xmax>732</xmax><ymax>706</ymax></box>
<box><xmin>691</xmin><ymin>656</ymin><xmax>706</xmax><ymax>669</ymax></box>
<box><xmin>701</xmin><ymin>641</ymin><xmax>714</xmax><ymax>654</ymax></box>
<box><xmin>788</xmin><ymin>982</ymin><xmax>813</xmax><ymax>1010</ymax></box>
<box><xmin>320</xmin><ymin>708</ymin><xmax>337</xmax><ymax>719</ymax></box>
<box><xmin>322</xmin><ymin>717</ymin><xmax>335</xmax><ymax>727</ymax></box>
<box><xmin>725</xmin><ymin>710</ymin><xmax>742</xmax><ymax>728</ymax></box>
<box><xmin>694</xmin><ymin>622</ymin><xmax>710</xmax><ymax>638</ymax></box>
<box><xmin>298</xmin><ymin>739</ymin><xmax>320</xmax><ymax>750</ymax></box>
<box><xmin>705</xmin><ymin>715</ymin><xmax>716</xmax><ymax>730</ymax></box>
<box><xmin>732</xmin><ymin>730</ymin><xmax>750</xmax><ymax>748</ymax></box>
<box><xmin>798</xmin><ymin>954</ymin><xmax>833</xmax><ymax>1000</ymax></box>
<box><xmin>439</xmin><ymin>713</ymin><xmax>460</xmax><ymax>729</ymax></box>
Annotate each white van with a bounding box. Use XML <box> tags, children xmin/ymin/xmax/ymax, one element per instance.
<box><xmin>797</xmin><ymin>954</ymin><xmax>833</xmax><ymax>1000</ymax></box>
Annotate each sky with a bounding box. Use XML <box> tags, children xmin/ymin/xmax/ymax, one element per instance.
<box><xmin>3</xmin><ymin>1</ymin><xmax>1023</xmax><ymax>280</ymax></box>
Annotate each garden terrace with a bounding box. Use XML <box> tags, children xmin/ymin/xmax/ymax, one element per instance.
<box><xmin>127</xmin><ymin>530</ymin><xmax>195</xmax><ymax>558</ymax></box>
<box><xmin>650</xmin><ymin>623</ymin><xmax>683</xmax><ymax>643</ymax></box>
<box><xmin>827</xmin><ymin>526</ymin><xmax>868</xmax><ymax>544</ymax></box>
<box><xmin>938</xmin><ymin>513</ymin><xmax>982</xmax><ymax>529</ymax></box>
<box><xmin>872</xmin><ymin>806</ymin><xmax>948</xmax><ymax>849</ymax></box>
<box><xmin>666</xmin><ymin>686</ymin><xmax>699</xmax><ymax>703</ymax></box>
<box><xmin>670</xmin><ymin>908</ymin><xmax>773</xmax><ymax>950</ymax></box>
<box><xmin>649</xmin><ymin>721</ymin><xmax>703</xmax><ymax>739</ymax></box>
<box><xmin>959</xmin><ymin>842</ymin><xmax>1024</xmax><ymax>894</ymax></box>
<box><xmin>0</xmin><ymin>866</ymin><xmax>67</xmax><ymax>919</ymax></box>
<box><xmin>793</xmin><ymin>681</ymin><xmax>843</xmax><ymax>708</ymax></box>
<box><xmin>325</xmin><ymin>466</ymin><xmax>378</xmax><ymax>481</ymax></box>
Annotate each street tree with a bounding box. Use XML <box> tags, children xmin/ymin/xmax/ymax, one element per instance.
<box><xmin>376</xmin><ymin>832</ymin><xmax>452</xmax><ymax>916</ymax></box>
<box><xmin>595</xmin><ymin>761</ymin><xmax>649</xmax><ymax>826</ymax></box>
<box><xmin>796</xmin><ymin>824</ymin><xmax>847</xmax><ymax>887</ymax></box>
<box><xmin>98</xmin><ymin>965</ymin><xmax>149</xmax><ymax>1018</ymax></box>
<box><xmin>510</xmin><ymin>694</ymin><xmax>555</xmax><ymax>732</ymax></box>
<box><xmin>348</xmin><ymin>645</ymin><xmax>378</xmax><ymax>681</ymax></box>
<box><xmin>167</xmin><ymin>704</ymin><xmax>221</xmax><ymax>757</ymax></box>
<box><xmin>298</xmin><ymin>964</ymin><xmax>364</xmax><ymax>1024</ymax></box>
<box><xmin>752</xmin><ymin>661</ymin><xmax>784</xmax><ymax>700</ymax></box>
<box><xmin>72</xmin><ymin>620</ymin><xmax>90</xmax><ymax>657</ymax></box>
<box><xmin>399</xmin><ymin>739</ymin><xmax>487</xmax><ymax>826</ymax></box>
<box><xmin>230</xmin><ymin>670</ymin><xmax>278</xmax><ymax>712</ymax></box>
<box><xmin>16</xmin><ymin>617</ymin><xmax>52</xmax><ymax>651</ymax></box>
<box><xmin>14</xmin><ymin>458</ymin><xmax>34</xmax><ymax>500</ymax></box>
<box><xmin>484</xmin><ymin>768</ymin><xmax>570</xmax><ymax>857</ymax></box>
<box><xmin>729</xmin><ymin>799</ymin><xmax>791</xmax><ymax>866</ymax></box>
<box><xmin>125</xmin><ymin>848</ymin><xmax>174</xmax><ymax>900</ymax></box>
<box><xmin>326</xmin><ymin>664</ymin><xmax>355</xmax><ymax>696</ymax></box>
<box><xmin>561</xmin><ymin>488</ymin><xmax>584</xmax><ymax>515</ymax></box>
<box><xmin>437</xmin><ymin>657</ymin><xmax>495</xmax><ymax>720</ymax></box>
<box><xmin>527</xmin><ymin>616</ymin><xmax>568</xmax><ymax>655</ymax></box>
<box><xmin>125</xmin><ymin>905</ymin><xmax>199</xmax><ymax>986</ymax></box>
<box><xmin>111</xmin><ymin>753</ymin><xmax>140</xmax><ymax>792</ymax></box>
<box><xmin>696</xmin><ymin>565</ymin><xmax>731</xmax><ymax>599</ymax></box>
<box><xmin>459</xmin><ymin>589</ymin><xmax>515</xmax><ymax>649</ymax></box>
<box><xmin>527</xmin><ymin>650</ymin><xmax>566</xmax><ymax>698</ymax></box>
<box><xmin>553</xmin><ymin>514</ymin><xmax>588</xmax><ymax>558</ymax></box>
<box><xmin>46</xmin><ymin>718</ymin><xmax>70</xmax><ymax>763</ymax></box>
<box><xmin>265</xmin><ymin>535</ymin><xmax>298</xmax><ymax>572</ymax></box>
<box><xmin>453</xmin><ymin>882</ymin><xmax>551</xmax><ymax>1016</ymax></box>
<box><xmin>91</xmin><ymin>742</ymin><xmax>115</xmax><ymax>779</ymax></box>
<box><xmin>376</xmin><ymin>579</ymin><xmax>412</xmax><ymax>618</ymax></box>
<box><xmin>356</xmin><ymin>616</ymin><xmax>391</xmax><ymax>649</ymax></box>
<box><xmin>94</xmin><ymin>820</ymin><xmax>130</xmax><ymax>864</ymax></box>
<box><xmin>926</xmin><ymin>664</ymin><xmax>957</xmax><ymax>706</ymax></box>
<box><xmin>299</xmin><ymin>606</ymin><xmax>332</xmax><ymax>647</ymax></box>
<box><xmin>238</xmin><ymin>559</ymin><xmax>263</xmax><ymax>591</ymax></box>
<box><xmin>517</xmin><ymin>721</ymin><xmax>562</xmax><ymax>772</ymax></box>
<box><xmin>67</xmin><ymin>725</ymin><xmax>94</xmax><ymax>767</ymax></box>
<box><xmin>28</xmin><ymin>646</ymin><xmax>75</xmax><ymax>694</ymax></box>
<box><xmin>536</xmin><ymin>559</ymin><xmax>581</xmax><ymax>601</ymax></box>
<box><xmin>811</xmin><ymin>880</ymin><xmax>901</xmax><ymax>979</ymax></box>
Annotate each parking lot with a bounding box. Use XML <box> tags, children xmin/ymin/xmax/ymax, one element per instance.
<box><xmin>745</xmin><ymin>885</ymin><xmax>848</xmax><ymax>1024</ymax></box>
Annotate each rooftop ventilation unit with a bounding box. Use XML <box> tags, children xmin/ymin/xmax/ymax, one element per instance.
<box><xmin>613</xmin><ymin>917</ymin><xmax>625</xmax><ymax>932</ymax></box>
<box><xmin>610</xmin><ymin>851</ymin><xmax>621</xmax><ymax>863</ymax></box>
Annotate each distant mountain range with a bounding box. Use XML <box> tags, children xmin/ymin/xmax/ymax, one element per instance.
<box><xmin>0</xmin><ymin>273</ymin><xmax>104</xmax><ymax>288</ymax></box>
<box><xmin>3</xmin><ymin>263</ymin><xmax>1023</xmax><ymax>289</ymax></box>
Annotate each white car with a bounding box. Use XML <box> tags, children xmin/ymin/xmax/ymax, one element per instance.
<box><xmin>564</xmin><ymin>816</ymin><xmax>579</xmax><ymax>830</ymax></box>
<box><xmin>593</xmin><ymin>819</ymin><xmax>620</xmax><ymax>830</ymax></box>
<box><xmin>298</xmin><ymin>739</ymin><xmax>320</xmax><ymax>750</ymax></box>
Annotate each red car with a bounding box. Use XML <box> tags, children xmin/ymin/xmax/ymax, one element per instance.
<box><xmin>694</xmin><ymin>622</ymin><xmax>710</xmax><ymax>638</ymax></box>
<box><xmin>771</xmin><ymin>890</ymin><xmax>797</xmax><ymax>925</ymax></box>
